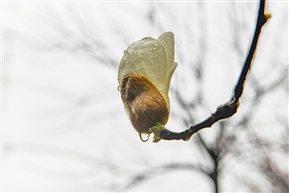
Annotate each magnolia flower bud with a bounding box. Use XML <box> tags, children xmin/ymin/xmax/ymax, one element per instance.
<box><xmin>118</xmin><ymin>32</ymin><xmax>177</xmax><ymax>141</ymax></box>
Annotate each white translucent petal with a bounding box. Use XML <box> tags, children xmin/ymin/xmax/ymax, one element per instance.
<box><xmin>118</xmin><ymin>32</ymin><xmax>177</xmax><ymax>109</ymax></box>
<box><xmin>157</xmin><ymin>32</ymin><xmax>178</xmax><ymax>96</ymax></box>
<box><xmin>118</xmin><ymin>36</ymin><xmax>167</xmax><ymax>93</ymax></box>
<box><xmin>157</xmin><ymin>32</ymin><xmax>174</xmax><ymax>72</ymax></box>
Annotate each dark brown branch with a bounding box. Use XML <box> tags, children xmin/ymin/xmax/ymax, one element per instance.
<box><xmin>233</xmin><ymin>0</ymin><xmax>268</xmax><ymax>101</ymax></box>
<box><xmin>151</xmin><ymin>0</ymin><xmax>271</xmax><ymax>143</ymax></box>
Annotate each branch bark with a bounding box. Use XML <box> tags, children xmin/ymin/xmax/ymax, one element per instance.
<box><xmin>151</xmin><ymin>0</ymin><xmax>271</xmax><ymax>143</ymax></box>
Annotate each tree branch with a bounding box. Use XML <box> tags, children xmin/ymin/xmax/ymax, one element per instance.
<box><xmin>151</xmin><ymin>0</ymin><xmax>271</xmax><ymax>143</ymax></box>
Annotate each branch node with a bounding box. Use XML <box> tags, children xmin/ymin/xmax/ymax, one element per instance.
<box><xmin>265</xmin><ymin>13</ymin><xmax>272</xmax><ymax>20</ymax></box>
<box><xmin>214</xmin><ymin>100</ymin><xmax>239</xmax><ymax>120</ymax></box>
<box><xmin>150</xmin><ymin>126</ymin><xmax>165</xmax><ymax>143</ymax></box>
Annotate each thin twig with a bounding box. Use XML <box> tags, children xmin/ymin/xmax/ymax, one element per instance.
<box><xmin>151</xmin><ymin>0</ymin><xmax>271</xmax><ymax>143</ymax></box>
<box><xmin>120</xmin><ymin>162</ymin><xmax>208</xmax><ymax>191</ymax></box>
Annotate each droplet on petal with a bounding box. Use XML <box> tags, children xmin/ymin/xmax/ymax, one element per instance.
<box><xmin>139</xmin><ymin>133</ymin><xmax>150</xmax><ymax>142</ymax></box>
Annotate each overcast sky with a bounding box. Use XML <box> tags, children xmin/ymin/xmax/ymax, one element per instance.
<box><xmin>2</xmin><ymin>1</ymin><xmax>288</xmax><ymax>192</ymax></box>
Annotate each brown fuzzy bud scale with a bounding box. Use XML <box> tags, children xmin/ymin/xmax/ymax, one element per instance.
<box><xmin>120</xmin><ymin>73</ymin><xmax>169</xmax><ymax>134</ymax></box>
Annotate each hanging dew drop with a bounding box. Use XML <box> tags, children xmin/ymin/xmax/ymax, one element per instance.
<box><xmin>139</xmin><ymin>133</ymin><xmax>150</xmax><ymax>142</ymax></box>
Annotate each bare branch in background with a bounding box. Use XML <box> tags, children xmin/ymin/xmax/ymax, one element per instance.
<box><xmin>119</xmin><ymin>163</ymin><xmax>208</xmax><ymax>191</ymax></box>
<box><xmin>233</xmin><ymin>131</ymin><xmax>289</xmax><ymax>192</ymax></box>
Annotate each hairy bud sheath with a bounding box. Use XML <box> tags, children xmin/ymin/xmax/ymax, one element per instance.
<box><xmin>118</xmin><ymin>32</ymin><xmax>177</xmax><ymax>138</ymax></box>
<box><xmin>121</xmin><ymin>73</ymin><xmax>169</xmax><ymax>134</ymax></box>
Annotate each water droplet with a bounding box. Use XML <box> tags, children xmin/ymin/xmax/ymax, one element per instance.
<box><xmin>139</xmin><ymin>133</ymin><xmax>150</xmax><ymax>142</ymax></box>
<box><xmin>124</xmin><ymin>50</ymin><xmax>129</xmax><ymax>55</ymax></box>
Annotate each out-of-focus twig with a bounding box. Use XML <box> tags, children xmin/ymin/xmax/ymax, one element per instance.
<box><xmin>151</xmin><ymin>0</ymin><xmax>271</xmax><ymax>143</ymax></box>
<box><xmin>119</xmin><ymin>162</ymin><xmax>208</xmax><ymax>191</ymax></box>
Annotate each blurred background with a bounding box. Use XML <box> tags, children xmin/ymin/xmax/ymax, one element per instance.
<box><xmin>2</xmin><ymin>1</ymin><xmax>288</xmax><ymax>192</ymax></box>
